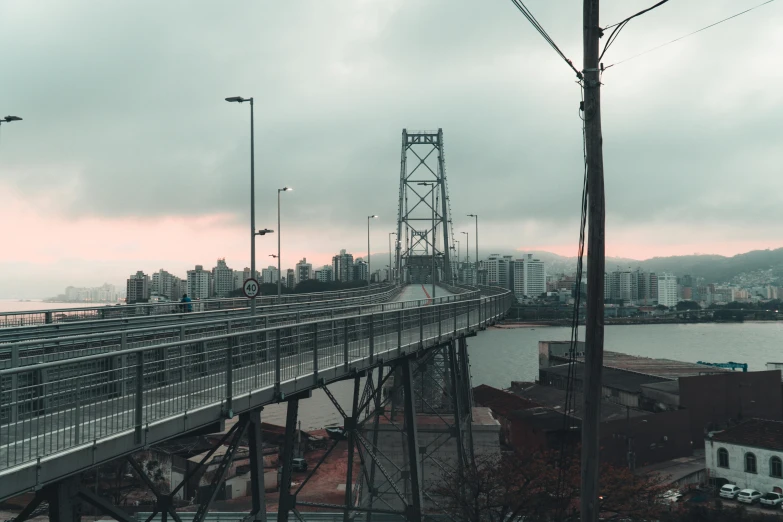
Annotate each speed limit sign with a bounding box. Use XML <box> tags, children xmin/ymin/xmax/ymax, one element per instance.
<box><xmin>243</xmin><ymin>278</ymin><xmax>260</xmax><ymax>299</ymax></box>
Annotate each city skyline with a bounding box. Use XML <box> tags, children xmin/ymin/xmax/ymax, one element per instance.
<box><xmin>3</xmin><ymin>1</ymin><xmax>783</xmax><ymax>297</ymax></box>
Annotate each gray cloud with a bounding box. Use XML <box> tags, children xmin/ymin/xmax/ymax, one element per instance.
<box><xmin>1</xmin><ymin>0</ymin><xmax>782</xmax><ymax>292</ymax></box>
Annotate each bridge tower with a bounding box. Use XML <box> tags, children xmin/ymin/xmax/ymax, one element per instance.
<box><xmin>395</xmin><ymin>129</ymin><xmax>455</xmax><ymax>285</ymax></box>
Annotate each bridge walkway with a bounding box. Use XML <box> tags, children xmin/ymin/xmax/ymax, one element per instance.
<box><xmin>0</xmin><ymin>289</ymin><xmax>511</xmax><ymax>501</ymax></box>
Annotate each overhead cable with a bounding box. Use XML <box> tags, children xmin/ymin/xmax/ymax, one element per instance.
<box><xmin>605</xmin><ymin>0</ymin><xmax>778</xmax><ymax>69</ymax></box>
<box><xmin>509</xmin><ymin>0</ymin><xmax>583</xmax><ymax>79</ymax></box>
<box><xmin>600</xmin><ymin>0</ymin><xmax>671</xmax><ymax>61</ymax></box>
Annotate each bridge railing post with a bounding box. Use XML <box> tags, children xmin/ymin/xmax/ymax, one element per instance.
<box><xmin>419</xmin><ymin>307</ymin><xmax>424</xmax><ymax>347</ymax></box>
<box><xmin>398</xmin><ymin>310</ymin><xmax>403</xmax><ymax>353</ymax></box>
<box><xmin>369</xmin><ymin>314</ymin><xmax>374</xmax><ymax>364</ymax></box>
<box><xmin>344</xmin><ymin>319</ymin><xmax>350</xmax><ymax>371</ymax></box>
<box><xmin>135</xmin><ymin>352</ymin><xmax>144</xmax><ymax>444</ymax></box>
<box><xmin>275</xmin><ymin>329</ymin><xmax>282</xmax><ymax>393</ymax></box>
<box><xmin>437</xmin><ymin>305</ymin><xmax>442</xmax><ymax>339</ymax></box>
<box><xmin>226</xmin><ymin>329</ymin><xmax>234</xmax><ymax>417</ymax></box>
<box><xmin>313</xmin><ymin>322</ymin><xmax>319</xmax><ymax>382</ymax></box>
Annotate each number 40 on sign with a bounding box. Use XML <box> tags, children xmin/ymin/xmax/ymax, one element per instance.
<box><xmin>243</xmin><ymin>278</ymin><xmax>260</xmax><ymax>299</ymax></box>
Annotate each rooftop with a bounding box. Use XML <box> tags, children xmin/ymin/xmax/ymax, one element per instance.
<box><xmin>473</xmin><ymin>384</ymin><xmax>541</xmax><ymax>417</ymax></box>
<box><xmin>510</xmin><ymin>407</ymin><xmax>579</xmax><ymax>432</ymax></box>
<box><xmin>566</xmin><ymin>351</ymin><xmax>730</xmax><ymax>380</ymax></box>
<box><xmin>541</xmin><ymin>363</ymin><xmax>671</xmax><ymax>394</ymax></box>
<box><xmin>641</xmin><ymin>380</ymin><xmax>681</xmax><ymax>395</ymax></box>
<box><xmin>509</xmin><ymin>382</ymin><xmax>651</xmax><ymax>423</ymax></box>
<box><xmin>709</xmin><ymin>418</ymin><xmax>783</xmax><ymax>451</ymax></box>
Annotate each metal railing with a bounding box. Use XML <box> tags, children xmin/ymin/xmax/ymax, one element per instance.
<box><xmin>0</xmin><ymin>284</ymin><xmax>394</xmax><ymax>329</ymax></box>
<box><xmin>0</xmin><ymin>285</ymin><xmax>402</xmax><ymax>344</ymax></box>
<box><xmin>0</xmin><ymin>288</ymin><xmax>480</xmax><ymax>369</ymax></box>
<box><xmin>0</xmin><ymin>288</ymin><xmax>512</xmax><ymax>496</ymax></box>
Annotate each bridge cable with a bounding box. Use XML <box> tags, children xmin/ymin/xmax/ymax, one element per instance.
<box><xmin>604</xmin><ymin>0</ymin><xmax>777</xmax><ymax>69</ymax></box>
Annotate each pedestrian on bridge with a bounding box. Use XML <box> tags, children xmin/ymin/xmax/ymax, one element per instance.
<box><xmin>180</xmin><ymin>293</ymin><xmax>193</xmax><ymax>313</ymax></box>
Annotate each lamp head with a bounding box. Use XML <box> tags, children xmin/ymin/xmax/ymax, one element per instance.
<box><xmin>468</xmin><ymin>214</ymin><xmax>477</xmax><ymax>217</ymax></box>
<box><xmin>3</xmin><ymin>115</ymin><xmax>22</xmax><ymax>122</ymax></box>
<box><xmin>369</xmin><ymin>215</ymin><xmax>378</xmax><ymax>219</ymax></box>
<box><xmin>225</xmin><ymin>96</ymin><xmax>246</xmax><ymax>103</ymax></box>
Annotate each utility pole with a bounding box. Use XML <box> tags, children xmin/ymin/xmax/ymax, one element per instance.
<box><xmin>581</xmin><ymin>0</ymin><xmax>606</xmax><ymax>521</ymax></box>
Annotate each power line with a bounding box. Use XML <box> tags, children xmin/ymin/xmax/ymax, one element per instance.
<box><xmin>605</xmin><ymin>0</ymin><xmax>778</xmax><ymax>69</ymax></box>
<box><xmin>599</xmin><ymin>0</ymin><xmax>671</xmax><ymax>62</ymax></box>
<box><xmin>509</xmin><ymin>0</ymin><xmax>582</xmax><ymax>79</ymax></box>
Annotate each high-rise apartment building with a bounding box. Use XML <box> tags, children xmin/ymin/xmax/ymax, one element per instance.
<box><xmin>187</xmin><ymin>265</ymin><xmax>212</xmax><ymax>299</ymax></box>
<box><xmin>151</xmin><ymin>269</ymin><xmax>181</xmax><ymax>299</ymax></box>
<box><xmin>513</xmin><ymin>254</ymin><xmax>546</xmax><ymax>298</ymax></box>
<box><xmin>261</xmin><ymin>266</ymin><xmax>279</xmax><ymax>284</ymax></box>
<box><xmin>296</xmin><ymin>258</ymin><xmax>313</xmax><ymax>284</ymax></box>
<box><xmin>212</xmin><ymin>258</ymin><xmax>234</xmax><ymax>297</ymax></box>
<box><xmin>353</xmin><ymin>259</ymin><xmax>368</xmax><ymax>282</ymax></box>
<box><xmin>314</xmin><ymin>266</ymin><xmax>333</xmax><ymax>282</ymax></box>
<box><xmin>285</xmin><ymin>269</ymin><xmax>295</xmax><ymax>289</ymax></box>
<box><xmin>657</xmin><ymin>273</ymin><xmax>678</xmax><ymax>307</ymax></box>
<box><xmin>126</xmin><ymin>271</ymin><xmax>151</xmax><ymax>304</ymax></box>
<box><xmin>332</xmin><ymin>249</ymin><xmax>354</xmax><ymax>282</ymax></box>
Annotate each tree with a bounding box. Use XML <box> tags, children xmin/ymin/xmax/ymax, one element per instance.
<box><xmin>435</xmin><ymin>450</ymin><xmax>670</xmax><ymax>522</ymax></box>
<box><xmin>676</xmin><ymin>300</ymin><xmax>701</xmax><ymax>311</ymax></box>
<box><xmin>655</xmin><ymin>304</ymin><xmax>669</xmax><ymax>311</ymax></box>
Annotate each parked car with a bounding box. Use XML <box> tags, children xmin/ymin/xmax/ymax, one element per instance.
<box><xmin>737</xmin><ymin>489</ymin><xmax>762</xmax><ymax>504</ymax></box>
<box><xmin>292</xmin><ymin>458</ymin><xmax>308</xmax><ymax>472</ymax></box>
<box><xmin>326</xmin><ymin>426</ymin><xmax>347</xmax><ymax>441</ymax></box>
<box><xmin>719</xmin><ymin>484</ymin><xmax>741</xmax><ymax>499</ymax></box>
<box><xmin>278</xmin><ymin>458</ymin><xmax>308</xmax><ymax>475</ymax></box>
<box><xmin>661</xmin><ymin>490</ymin><xmax>683</xmax><ymax>503</ymax></box>
<box><xmin>759</xmin><ymin>492</ymin><xmax>783</xmax><ymax>507</ymax></box>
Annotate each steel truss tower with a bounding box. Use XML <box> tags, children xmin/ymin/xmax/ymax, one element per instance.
<box><xmin>396</xmin><ymin>129</ymin><xmax>455</xmax><ymax>285</ymax></box>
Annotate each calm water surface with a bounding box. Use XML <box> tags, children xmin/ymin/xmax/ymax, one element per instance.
<box><xmin>268</xmin><ymin>322</ymin><xmax>783</xmax><ymax>429</ymax></box>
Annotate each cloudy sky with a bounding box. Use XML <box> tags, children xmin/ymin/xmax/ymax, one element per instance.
<box><xmin>1</xmin><ymin>0</ymin><xmax>782</xmax><ymax>297</ymax></box>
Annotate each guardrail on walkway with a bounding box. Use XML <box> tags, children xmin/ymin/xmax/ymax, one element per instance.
<box><xmin>0</xmin><ymin>288</ymin><xmax>512</xmax><ymax>500</ymax></box>
<box><xmin>0</xmin><ymin>287</ymin><xmax>480</xmax><ymax>369</ymax></box>
<box><xmin>0</xmin><ymin>284</ymin><xmax>394</xmax><ymax>328</ymax></box>
<box><xmin>0</xmin><ymin>286</ymin><xmax>403</xmax><ymax>344</ymax></box>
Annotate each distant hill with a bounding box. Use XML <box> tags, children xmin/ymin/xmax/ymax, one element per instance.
<box><xmin>528</xmin><ymin>248</ymin><xmax>783</xmax><ymax>284</ymax></box>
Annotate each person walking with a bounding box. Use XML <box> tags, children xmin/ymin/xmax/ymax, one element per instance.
<box><xmin>180</xmin><ymin>293</ymin><xmax>192</xmax><ymax>313</ymax></box>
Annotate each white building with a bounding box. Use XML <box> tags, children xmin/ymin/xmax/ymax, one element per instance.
<box><xmin>261</xmin><ymin>266</ymin><xmax>279</xmax><ymax>284</ymax></box>
<box><xmin>513</xmin><ymin>254</ymin><xmax>546</xmax><ymax>299</ymax></box>
<box><xmin>706</xmin><ymin>419</ymin><xmax>783</xmax><ymax>494</ymax></box>
<box><xmin>314</xmin><ymin>265</ymin><xmax>333</xmax><ymax>283</ymax></box>
<box><xmin>211</xmin><ymin>258</ymin><xmax>234</xmax><ymax>297</ymax></box>
<box><xmin>657</xmin><ymin>273</ymin><xmax>678</xmax><ymax>307</ymax></box>
<box><xmin>295</xmin><ymin>258</ymin><xmax>313</xmax><ymax>284</ymax></box>
<box><xmin>187</xmin><ymin>265</ymin><xmax>212</xmax><ymax>299</ymax></box>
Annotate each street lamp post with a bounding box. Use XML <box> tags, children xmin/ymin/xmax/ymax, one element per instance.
<box><xmin>468</xmin><ymin>214</ymin><xmax>479</xmax><ymax>284</ymax></box>
<box><xmin>388</xmin><ymin>232</ymin><xmax>396</xmax><ymax>283</ymax></box>
<box><xmin>461</xmin><ymin>231</ymin><xmax>470</xmax><ymax>282</ymax></box>
<box><xmin>367</xmin><ymin>215</ymin><xmax>378</xmax><ymax>287</ymax></box>
<box><xmin>225</xmin><ymin>96</ymin><xmax>257</xmax><ymax>314</ymax></box>
<box><xmin>277</xmin><ymin>187</ymin><xmax>293</xmax><ymax>298</ymax></box>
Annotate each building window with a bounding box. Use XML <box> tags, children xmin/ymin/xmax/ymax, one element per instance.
<box><xmin>746</xmin><ymin>452</ymin><xmax>757</xmax><ymax>474</ymax></box>
<box><xmin>771</xmin><ymin>457</ymin><xmax>783</xmax><ymax>478</ymax></box>
<box><xmin>718</xmin><ymin>448</ymin><xmax>729</xmax><ymax>469</ymax></box>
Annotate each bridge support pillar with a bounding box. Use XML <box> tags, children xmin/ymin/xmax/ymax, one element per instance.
<box><xmin>277</xmin><ymin>398</ymin><xmax>300</xmax><ymax>522</ymax></box>
<box><xmin>246</xmin><ymin>408</ymin><xmax>268</xmax><ymax>522</ymax></box>
<box><xmin>402</xmin><ymin>358</ymin><xmax>423</xmax><ymax>522</ymax></box>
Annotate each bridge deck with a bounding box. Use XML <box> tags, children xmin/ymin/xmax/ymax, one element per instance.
<box><xmin>0</xmin><ymin>289</ymin><xmax>511</xmax><ymax>501</ymax></box>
